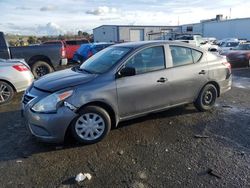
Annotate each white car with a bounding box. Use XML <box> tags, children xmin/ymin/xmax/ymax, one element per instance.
<box><xmin>218</xmin><ymin>41</ymin><xmax>240</xmax><ymax>54</ymax></box>
<box><xmin>0</xmin><ymin>59</ymin><xmax>34</xmax><ymax>105</ymax></box>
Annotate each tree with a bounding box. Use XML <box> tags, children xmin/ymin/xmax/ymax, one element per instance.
<box><xmin>27</xmin><ymin>36</ymin><xmax>37</xmax><ymax>44</ymax></box>
<box><xmin>82</xmin><ymin>32</ymin><xmax>89</xmax><ymax>38</ymax></box>
<box><xmin>78</xmin><ymin>30</ymin><xmax>83</xmax><ymax>37</ymax></box>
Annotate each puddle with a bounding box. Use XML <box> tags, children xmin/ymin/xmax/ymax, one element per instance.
<box><xmin>233</xmin><ymin>76</ymin><xmax>250</xmax><ymax>89</ymax></box>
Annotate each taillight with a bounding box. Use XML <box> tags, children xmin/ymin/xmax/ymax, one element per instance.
<box><xmin>222</xmin><ymin>62</ymin><xmax>231</xmax><ymax>78</ymax></box>
<box><xmin>222</xmin><ymin>62</ymin><xmax>231</xmax><ymax>70</ymax></box>
<box><xmin>87</xmin><ymin>51</ymin><xmax>93</xmax><ymax>58</ymax></box>
<box><xmin>61</xmin><ymin>47</ymin><xmax>66</xmax><ymax>58</ymax></box>
<box><xmin>13</xmin><ymin>65</ymin><xmax>29</xmax><ymax>71</ymax></box>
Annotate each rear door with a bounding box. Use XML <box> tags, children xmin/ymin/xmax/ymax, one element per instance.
<box><xmin>116</xmin><ymin>45</ymin><xmax>173</xmax><ymax>118</ymax></box>
<box><xmin>168</xmin><ymin>45</ymin><xmax>209</xmax><ymax>104</ymax></box>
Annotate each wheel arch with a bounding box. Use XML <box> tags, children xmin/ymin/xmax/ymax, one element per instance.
<box><xmin>28</xmin><ymin>55</ymin><xmax>55</xmax><ymax>70</ymax></box>
<box><xmin>0</xmin><ymin>79</ymin><xmax>17</xmax><ymax>92</ymax></box>
<box><xmin>197</xmin><ymin>81</ymin><xmax>220</xmax><ymax>100</ymax></box>
<box><xmin>76</xmin><ymin>101</ymin><xmax>118</xmax><ymax>128</ymax></box>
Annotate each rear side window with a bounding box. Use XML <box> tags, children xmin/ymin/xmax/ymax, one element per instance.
<box><xmin>65</xmin><ymin>40</ymin><xmax>77</xmax><ymax>45</ymax></box>
<box><xmin>170</xmin><ymin>46</ymin><xmax>193</xmax><ymax>66</ymax></box>
<box><xmin>192</xmin><ymin>50</ymin><xmax>203</xmax><ymax>63</ymax></box>
<box><xmin>125</xmin><ymin>46</ymin><xmax>165</xmax><ymax>74</ymax></box>
<box><xmin>170</xmin><ymin>46</ymin><xmax>203</xmax><ymax>66</ymax></box>
<box><xmin>66</xmin><ymin>40</ymin><xmax>89</xmax><ymax>45</ymax></box>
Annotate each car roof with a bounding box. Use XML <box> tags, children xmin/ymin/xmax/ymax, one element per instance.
<box><xmin>112</xmin><ymin>40</ymin><xmax>204</xmax><ymax>51</ymax></box>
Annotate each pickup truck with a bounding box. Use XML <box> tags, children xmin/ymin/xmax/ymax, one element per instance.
<box><xmin>43</xmin><ymin>39</ymin><xmax>89</xmax><ymax>60</ymax></box>
<box><xmin>0</xmin><ymin>32</ymin><xmax>68</xmax><ymax>78</ymax></box>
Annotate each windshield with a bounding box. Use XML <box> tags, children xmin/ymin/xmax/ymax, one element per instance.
<box><xmin>222</xmin><ymin>42</ymin><xmax>239</xmax><ymax>47</ymax></box>
<box><xmin>235</xmin><ymin>44</ymin><xmax>250</xmax><ymax>50</ymax></box>
<box><xmin>80</xmin><ymin>47</ymin><xmax>131</xmax><ymax>74</ymax></box>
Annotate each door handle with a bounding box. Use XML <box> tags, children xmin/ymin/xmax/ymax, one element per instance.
<box><xmin>157</xmin><ymin>77</ymin><xmax>168</xmax><ymax>83</ymax></box>
<box><xmin>199</xmin><ymin>70</ymin><xmax>206</xmax><ymax>75</ymax></box>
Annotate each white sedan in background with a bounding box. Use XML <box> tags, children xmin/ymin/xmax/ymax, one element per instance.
<box><xmin>0</xmin><ymin>59</ymin><xmax>34</xmax><ymax>105</ymax></box>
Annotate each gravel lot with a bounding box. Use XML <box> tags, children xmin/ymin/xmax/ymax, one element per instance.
<box><xmin>0</xmin><ymin>68</ymin><xmax>249</xmax><ymax>188</ymax></box>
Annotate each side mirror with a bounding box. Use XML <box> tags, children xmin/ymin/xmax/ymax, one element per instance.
<box><xmin>118</xmin><ymin>67</ymin><xmax>136</xmax><ymax>78</ymax></box>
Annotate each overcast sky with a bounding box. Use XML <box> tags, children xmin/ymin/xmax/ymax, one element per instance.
<box><xmin>0</xmin><ymin>0</ymin><xmax>250</xmax><ymax>35</ymax></box>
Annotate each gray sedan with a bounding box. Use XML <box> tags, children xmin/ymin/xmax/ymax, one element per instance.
<box><xmin>0</xmin><ymin>59</ymin><xmax>34</xmax><ymax>105</ymax></box>
<box><xmin>22</xmin><ymin>41</ymin><xmax>232</xmax><ymax>144</ymax></box>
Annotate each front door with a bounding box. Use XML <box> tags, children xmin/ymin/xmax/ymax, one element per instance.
<box><xmin>116</xmin><ymin>45</ymin><xmax>172</xmax><ymax>118</ymax></box>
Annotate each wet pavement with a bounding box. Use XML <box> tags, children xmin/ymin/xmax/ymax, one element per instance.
<box><xmin>0</xmin><ymin>68</ymin><xmax>249</xmax><ymax>188</ymax></box>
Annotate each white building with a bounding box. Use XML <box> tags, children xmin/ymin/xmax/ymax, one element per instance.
<box><xmin>93</xmin><ymin>16</ymin><xmax>250</xmax><ymax>42</ymax></box>
<box><xmin>93</xmin><ymin>25</ymin><xmax>181</xmax><ymax>42</ymax></box>
<box><xmin>181</xmin><ymin>15</ymin><xmax>250</xmax><ymax>40</ymax></box>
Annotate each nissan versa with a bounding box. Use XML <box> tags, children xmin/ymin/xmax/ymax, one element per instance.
<box><xmin>22</xmin><ymin>41</ymin><xmax>232</xmax><ymax>144</ymax></box>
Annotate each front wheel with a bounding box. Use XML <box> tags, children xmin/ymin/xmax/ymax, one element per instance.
<box><xmin>194</xmin><ymin>84</ymin><xmax>218</xmax><ymax>112</ymax></box>
<box><xmin>71</xmin><ymin>106</ymin><xmax>111</xmax><ymax>144</ymax></box>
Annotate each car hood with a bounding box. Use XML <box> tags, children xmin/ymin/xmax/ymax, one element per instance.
<box><xmin>34</xmin><ymin>68</ymin><xmax>97</xmax><ymax>92</ymax></box>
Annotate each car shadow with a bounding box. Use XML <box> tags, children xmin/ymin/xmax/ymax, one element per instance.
<box><xmin>0</xmin><ymin>105</ymin><xmax>200</xmax><ymax>162</ymax></box>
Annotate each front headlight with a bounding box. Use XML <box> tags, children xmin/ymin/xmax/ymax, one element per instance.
<box><xmin>32</xmin><ymin>90</ymin><xmax>73</xmax><ymax>113</ymax></box>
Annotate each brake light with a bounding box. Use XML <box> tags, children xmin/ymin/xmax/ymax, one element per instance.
<box><xmin>222</xmin><ymin>62</ymin><xmax>231</xmax><ymax>70</ymax></box>
<box><xmin>87</xmin><ymin>51</ymin><xmax>93</xmax><ymax>58</ymax></box>
<box><xmin>61</xmin><ymin>47</ymin><xmax>66</xmax><ymax>58</ymax></box>
<box><xmin>12</xmin><ymin>65</ymin><xmax>29</xmax><ymax>71</ymax></box>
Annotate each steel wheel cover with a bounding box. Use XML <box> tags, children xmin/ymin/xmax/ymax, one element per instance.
<box><xmin>75</xmin><ymin>113</ymin><xmax>105</xmax><ymax>141</ymax></box>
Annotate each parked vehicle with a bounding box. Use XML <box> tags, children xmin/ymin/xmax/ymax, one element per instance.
<box><xmin>73</xmin><ymin>43</ymin><xmax>114</xmax><ymax>63</ymax></box>
<box><xmin>22</xmin><ymin>41</ymin><xmax>232</xmax><ymax>144</ymax></box>
<box><xmin>226</xmin><ymin>43</ymin><xmax>250</xmax><ymax>68</ymax></box>
<box><xmin>216</xmin><ymin>38</ymin><xmax>238</xmax><ymax>46</ymax></box>
<box><xmin>0</xmin><ymin>59</ymin><xmax>33</xmax><ymax>105</ymax></box>
<box><xmin>0</xmin><ymin>32</ymin><xmax>67</xmax><ymax>78</ymax></box>
<box><xmin>43</xmin><ymin>39</ymin><xmax>89</xmax><ymax>60</ymax></box>
<box><xmin>218</xmin><ymin>41</ymin><xmax>240</xmax><ymax>54</ymax></box>
<box><xmin>175</xmin><ymin>34</ymin><xmax>216</xmax><ymax>51</ymax></box>
<box><xmin>175</xmin><ymin>34</ymin><xmax>203</xmax><ymax>46</ymax></box>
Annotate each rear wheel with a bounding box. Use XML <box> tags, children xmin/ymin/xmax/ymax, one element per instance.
<box><xmin>31</xmin><ymin>61</ymin><xmax>54</xmax><ymax>78</ymax></box>
<box><xmin>194</xmin><ymin>84</ymin><xmax>218</xmax><ymax>112</ymax></box>
<box><xmin>0</xmin><ymin>81</ymin><xmax>14</xmax><ymax>105</ymax></box>
<box><xmin>71</xmin><ymin>106</ymin><xmax>111</xmax><ymax>144</ymax></box>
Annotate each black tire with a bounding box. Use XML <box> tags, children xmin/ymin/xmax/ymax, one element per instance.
<box><xmin>0</xmin><ymin>81</ymin><xmax>15</xmax><ymax>105</ymax></box>
<box><xmin>31</xmin><ymin>61</ymin><xmax>54</xmax><ymax>79</ymax></box>
<box><xmin>194</xmin><ymin>84</ymin><xmax>218</xmax><ymax>112</ymax></box>
<box><xmin>71</xmin><ymin>106</ymin><xmax>111</xmax><ymax>144</ymax></box>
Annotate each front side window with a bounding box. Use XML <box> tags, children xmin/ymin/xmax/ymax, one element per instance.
<box><xmin>125</xmin><ymin>46</ymin><xmax>165</xmax><ymax>74</ymax></box>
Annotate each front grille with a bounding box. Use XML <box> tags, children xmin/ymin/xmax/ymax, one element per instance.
<box><xmin>22</xmin><ymin>94</ymin><xmax>35</xmax><ymax>105</ymax></box>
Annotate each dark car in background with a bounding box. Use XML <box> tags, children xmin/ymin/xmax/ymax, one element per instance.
<box><xmin>0</xmin><ymin>32</ymin><xmax>67</xmax><ymax>78</ymax></box>
<box><xmin>22</xmin><ymin>41</ymin><xmax>232</xmax><ymax>144</ymax></box>
<box><xmin>226</xmin><ymin>43</ymin><xmax>250</xmax><ymax>68</ymax></box>
<box><xmin>72</xmin><ymin>43</ymin><xmax>113</xmax><ymax>63</ymax></box>
<box><xmin>43</xmin><ymin>39</ymin><xmax>89</xmax><ymax>60</ymax></box>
